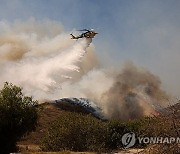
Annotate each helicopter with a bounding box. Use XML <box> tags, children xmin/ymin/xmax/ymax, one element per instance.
<box><xmin>70</xmin><ymin>29</ymin><xmax>98</xmax><ymax>40</ymax></box>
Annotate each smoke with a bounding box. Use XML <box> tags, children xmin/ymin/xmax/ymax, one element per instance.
<box><xmin>0</xmin><ymin>18</ymin><xmax>98</xmax><ymax>100</ymax></box>
<box><xmin>0</xmin><ymin>19</ymin><xmax>169</xmax><ymax>120</ymax></box>
<box><xmin>100</xmin><ymin>62</ymin><xmax>169</xmax><ymax>120</ymax></box>
<box><xmin>58</xmin><ymin>62</ymin><xmax>169</xmax><ymax>120</ymax></box>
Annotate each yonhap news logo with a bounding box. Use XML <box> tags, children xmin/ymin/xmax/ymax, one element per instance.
<box><xmin>121</xmin><ymin>132</ymin><xmax>136</xmax><ymax>148</ymax></box>
<box><xmin>121</xmin><ymin>132</ymin><xmax>180</xmax><ymax>148</ymax></box>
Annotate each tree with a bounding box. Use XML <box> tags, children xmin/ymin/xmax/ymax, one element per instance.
<box><xmin>105</xmin><ymin>119</ymin><xmax>143</xmax><ymax>150</ymax></box>
<box><xmin>41</xmin><ymin>112</ymin><xmax>106</xmax><ymax>152</ymax></box>
<box><xmin>0</xmin><ymin>82</ymin><xmax>38</xmax><ymax>153</ymax></box>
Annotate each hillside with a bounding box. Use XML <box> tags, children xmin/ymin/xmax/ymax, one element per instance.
<box><xmin>18</xmin><ymin>100</ymin><xmax>180</xmax><ymax>153</ymax></box>
<box><xmin>161</xmin><ymin>101</ymin><xmax>180</xmax><ymax>118</ymax></box>
<box><xmin>19</xmin><ymin>100</ymin><xmax>98</xmax><ymax>146</ymax></box>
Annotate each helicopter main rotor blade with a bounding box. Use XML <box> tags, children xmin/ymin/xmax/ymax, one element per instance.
<box><xmin>77</xmin><ymin>29</ymin><xmax>89</xmax><ymax>32</ymax></box>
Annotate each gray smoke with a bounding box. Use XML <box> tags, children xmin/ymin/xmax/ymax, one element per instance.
<box><xmin>0</xmin><ymin>19</ymin><xmax>170</xmax><ymax>120</ymax></box>
<box><xmin>100</xmin><ymin>62</ymin><xmax>169</xmax><ymax>120</ymax></box>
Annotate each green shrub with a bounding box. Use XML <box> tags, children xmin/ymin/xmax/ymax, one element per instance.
<box><xmin>41</xmin><ymin>112</ymin><xmax>106</xmax><ymax>152</ymax></box>
<box><xmin>105</xmin><ymin>119</ymin><xmax>143</xmax><ymax>149</ymax></box>
<box><xmin>0</xmin><ymin>82</ymin><xmax>38</xmax><ymax>154</ymax></box>
<box><xmin>138</xmin><ymin>115</ymin><xmax>180</xmax><ymax>139</ymax></box>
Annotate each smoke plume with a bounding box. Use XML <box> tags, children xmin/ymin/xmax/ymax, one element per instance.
<box><xmin>0</xmin><ymin>19</ymin><xmax>169</xmax><ymax>120</ymax></box>
<box><xmin>100</xmin><ymin>62</ymin><xmax>169</xmax><ymax>120</ymax></box>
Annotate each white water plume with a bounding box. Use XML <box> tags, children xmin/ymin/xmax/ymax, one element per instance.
<box><xmin>0</xmin><ymin>19</ymin><xmax>93</xmax><ymax>99</ymax></box>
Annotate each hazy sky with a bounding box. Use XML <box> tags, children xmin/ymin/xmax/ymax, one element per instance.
<box><xmin>0</xmin><ymin>0</ymin><xmax>180</xmax><ymax>96</ymax></box>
